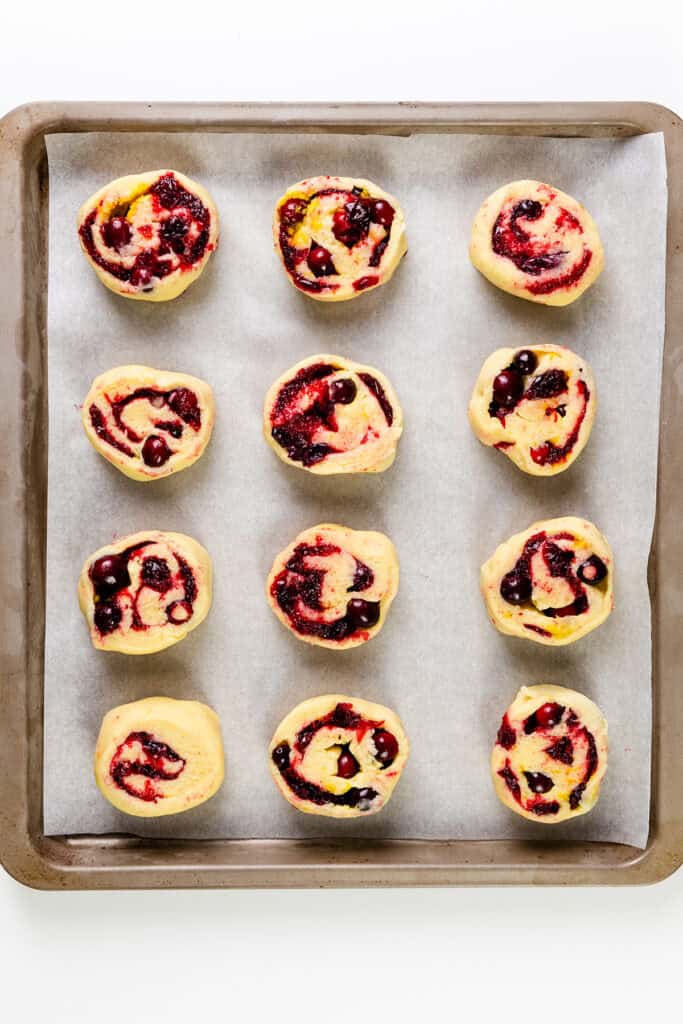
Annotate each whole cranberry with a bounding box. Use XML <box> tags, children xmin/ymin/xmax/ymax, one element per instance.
<box><xmin>577</xmin><ymin>555</ymin><xmax>607</xmax><ymax>584</ymax></box>
<box><xmin>130</xmin><ymin>265</ymin><xmax>153</xmax><ymax>289</ymax></box>
<box><xmin>280</xmin><ymin>198</ymin><xmax>308</xmax><ymax>225</ymax></box>
<box><xmin>371</xmin><ymin>199</ymin><xmax>395</xmax><ymax>227</ymax></box>
<box><xmin>307</xmin><ymin>244</ymin><xmax>336</xmax><ymax>277</ymax></box>
<box><xmin>373</xmin><ymin>729</ymin><xmax>398</xmax><ymax>766</ymax></box>
<box><xmin>91</xmin><ymin>554</ymin><xmax>130</xmax><ymax>597</ymax></box>
<box><xmin>500</xmin><ymin>570</ymin><xmax>531</xmax><ymax>605</ymax></box>
<box><xmin>142</xmin><ymin>435</ymin><xmax>171</xmax><ymax>467</ymax></box>
<box><xmin>329</xmin><ymin>378</ymin><xmax>357</xmax><ymax>404</ymax></box>
<box><xmin>102</xmin><ymin>217</ymin><xmax>132</xmax><ymax>251</ymax></box>
<box><xmin>94</xmin><ymin>601</ymin><xmax>122</xmax><ymax>635</ymax></box>
<box><xmin>513</xmin><ymin>349</ymin><xmax>538</xmax><ymax>375</ymax></box>
<box><xmin>331</xmin><ymin>208</ymin><xmax>360</xmax><ymax>247</ymax></box>
<box><xmin>336</xmin><ymin>749</ymin><xmax>360</xmax><ymax>779</ymax></box>
<box><xmin>346</xmin><ymin>598</ymin><xmax>381</xmax><ymax>629</ymax></box>
<box><xmin>534</xmin><ymin>702</ymin><xmax>565</xmax><ymax>728</ymax></box>
<box><xmin>492</xmin><ymin>368</ymin><xmax>523</xmax><ymax>408</ymax></box>
<box><xmin>523</xmin><ymin>771</ymin><xmax>554</xmax><ymax>794</ymax></box>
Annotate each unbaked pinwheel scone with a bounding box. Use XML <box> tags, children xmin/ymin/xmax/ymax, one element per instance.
<box><xmin>82</xmin><ymin>365</ymin><xmax>215</xmax><ymax>480</ymax></box>
<box><xmin>78</xmin><ymin>530</ymin><xmax>212</xmax><ymax>654</ymax></box>
<box><xmin>269</xmin><ymin>695</ymin><xmax>409</xmax><ymax>818</ymax></box>
<box><xmin>468</xmin><ymin>344</ymin><xmax>595</xmax><ymax>475</ymax></box>
<box><xmin>77</xmin><ymin>170</ymin><xmax>218</xmax><ymax>301</ymax></box>
<box><xmin>95</xmin><ymin>697</ymin><xmax>224</xmax><ymax>817</ymax></box>
<box><xmin>264</xmin><ymin>354</ymin><xmax>403</xmax><ymax>473</ymax></box>
<box><xmin>469</xmin><ymin>180</ymin><xmax>604</xmax><ymax>306</ymax></box>
<box><xmin>273</xmin><ymin>176</ymin><xmax>407</xmax><ymax>301</ymax></box>
<box><xmin>492</xmin><ymin>685</ymin><xmax>608</xmax><ymax>823</ymax></box>
<box><xmin>267</xmin><ymin>524</ymin><xmax>399</xmax><ymax>649</ymax></box>
<box><xmin>481</xmin><ymin>517</ymin><xmax>613</xmax><ymax>646</ymax></box>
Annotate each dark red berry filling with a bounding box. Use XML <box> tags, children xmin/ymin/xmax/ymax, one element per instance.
<box><xmin>272</xmin><ymin>702</ymin><xmax>398</xmax><ymax>809</ymax></box>
<box><xmin>499</xmin><ymin>530</ymin><xmax>600</xmax><ymax>619</ymax></box>
<box><xmin>523</xmin><ymin>770</ymin><xmax>554</xmax><ymax>794</ymax></box>
<box><xmin>79</xmin><ymin>172</ymin><xmax>211</xmax><ymax>291</ymax></box>
<box><xmin>271</xmin><ymin>541</ymin><xmax>380</xmax><ymax>641</ymax></box>
<box><xmin>90</xmin><ymin>384</ymin><xmax>201</xmax><ymax>465</ymax></box>
<box><xmin>110</xmin><ymin>731</ymin><xmax>185</xmax><ymax>802</ymax></box>
<box><xmin>89</xmin><ymin>541</ymin><xmax>197</xmax><ymax>636</ymax></box>
<box><xmin>496</xmin><ymin>714</ymin><xmax>516</xmax><ymax>750</ymax></box>
<box><xmin>277</xmin><ymin>184</ymin><xmax>396</xmax><ymax>294</ymax></box>
<box><xmin>491</xmin><ymin>197</ymin><xmax>592</xmax><ymax>294</ymax></box>
<box><xmin>269</xmin><ymin>362</ymin><xmax>393</xmax><ymax>466</ymax></box>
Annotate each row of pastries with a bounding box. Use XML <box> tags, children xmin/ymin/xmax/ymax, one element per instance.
<box><xmin>76</xmin><ymin>169</ymin><xmax>610</xmax><ymax>824</ymax></box>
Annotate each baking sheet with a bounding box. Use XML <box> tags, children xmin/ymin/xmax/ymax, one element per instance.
<box><xmin>43</xmin><ymin>131</ymin><xmax>666</xmax><ymax>848</ymax></box>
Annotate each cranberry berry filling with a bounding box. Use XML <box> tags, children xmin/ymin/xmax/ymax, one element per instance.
<box><xmin>498</xmin><ymin>529</ymin><xmax>605</xmax><ymax>620</ymax></box>
<box><xmin>90</xmin><ymin>542</ymin><xmax>198</xmax><ymax>637</ymax></box>
<box><xmin>110</xmin><ymin>731</ymin><xmax>186</xmax><ymax>802</ymax></box>
<box><xmin>90</xmin><ymin>384</ymin><xmax>201</xmax><ymax>466</ymax></box>
<box><xmin>269</xmin><ymin>362</ymin><xmax>393</xmax><ymax>467</ymax></box>
<box><xmin>278</xmin><ymin>185</ymin><xmax>396</xmax><ymax>293</ymax></box>
<box><xmin>491</xmin><ymin>196</ymin><xmax>592</xmax><ymax>295</ymax></box>
<box><xmin>79</xmin><ymin>172</ymin><xmax>211</xmax><ymax>291</ymax></box>
<box><xmin>272</xmin><ymin>702</ymin><xmax>398</xmax><ymax>809</ymax></box>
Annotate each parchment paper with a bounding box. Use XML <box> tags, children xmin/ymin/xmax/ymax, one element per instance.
<box><xmin>43</xmin><ymin>130</ymin><xmax>666</xmax><ymax>848</ymax></box>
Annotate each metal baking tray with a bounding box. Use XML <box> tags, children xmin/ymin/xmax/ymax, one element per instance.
<box><xmin>0</xmin><ymin>101</ymin><xmax>681</xmax><ymax>889</ymax></box>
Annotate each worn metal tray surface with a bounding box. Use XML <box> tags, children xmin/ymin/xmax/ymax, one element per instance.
<box><xmin>0</xmin><ymin>102</ymin><xmax>681</xmax><ymax>889</ymax></box>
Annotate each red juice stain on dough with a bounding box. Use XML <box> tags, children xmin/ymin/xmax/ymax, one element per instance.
<box><xmin>523</xmin><ymin>623</ymin><xmax>552</xmax><ymax>638</ymax></box>
<box><xmin>555</xmin><ymin>208</ymin><xmax>583</xmax><ymax>232</ymax></box>
<box><xmin>494</xmin><ymin>441</ymin><xmax>515</xmax><ymax>450</ymax></box>
<box><xmin>497</xmin><ymin>714</ymin><xmax>516</xmax><ymax>749</ymax></box>
<box><xmin>353</xmin><ymin>275</ymin><xmax>379</xmax><ymax>291</ymax></box>
<box><xmin>138</xmin><ymin>224</ymin><xmax>153</xmax><ymax>239</ymax></box>
<box><xmin>110</xmin><ymin>731</ymin><xmax>186</xmax><ymax>802</ymax></box>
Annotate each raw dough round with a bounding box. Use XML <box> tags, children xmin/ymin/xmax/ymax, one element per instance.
<box><xmin>481</xmin><ymin>516</ymin><xmax>613</xmax><ymax>646</ymax></box>
<box><xmin>77</xmin><ymin>169</ymin><xmax>218</xmax><ymax>301</ymax></box>
<box><xmin>78</xmin><ymin>530</ymin><xmax>212</xmax><ymax>654</ymax></box>
<box><xmin>264</xmin><ymin>353</ymin><xmax>403</xmax><ymax>474</ymax></box>
<box><xmin>491</xmin><ymin>684</ymin><xmax>608</xmax><ymax>823</ymax></box>
<box><xmin>469</xmin><ymin>180</ymin><xmax>604</xmax><ymax>306</ymax></box>
<box><xmin>269</xmin><ymin>694</ymin><xmax>409</xmax><ymax>818</ymax></box>
<box><xmin>266</xmin><ymin>523</ymin><xmax>399</xmax><ymax>650</ymax></box>
<box><xmin>95</xmin><ymin>696</ymin><xmax>224</xmax><ymax>817</ymax></box>
<box><xmin>82</xmin><ymin>364</ymin><xmax>215</xmax><ymax>481</ymax></box>
<box><xmin>468</xmin><ymin>344</ymin><xmax>596</xmax><ymax>475</ymax></box>
<box><xmin>273</xmin><ymin>175</ymin><xmax>407</xmax><ymax>301</ymax></box>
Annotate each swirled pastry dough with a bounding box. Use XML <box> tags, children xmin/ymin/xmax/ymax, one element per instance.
<box><xmin>78</xmin><ymin>530</ymin><xmax>212</xmax><ymax>654</ymax></box>
<box><xmin>95</xmin><ymin>697</ymin><xmax>224</xmax><ymax>817</ymax></box>
<box><xmin>264</xmin><ymin>354</ymin><xmax>403</xmax><ymax>474</ymax></box>
<box><xmin>82</xmin><ymin>365</ymin><xmax>215</xmax><ymax>480</ymax></box>
<box><xmin>267</xmin><ymin>524</ymin><xmax>399</xmax><ymax>650</ymax></box>
<box><xmin>491</xmin><ymin>685</ymin><xmax>608</xmax><ymax>823</ymax></box>
<box><xmin>273</xmin><ymin>176</ymin><xmax>407</xmax><ymax>301</ymax></box>
<box><xmin>468</xmin><ymin>344</ymin><xmax>595</xmax><ymax>475</ymax></box>
<box><xmin>77</xmin><ymin>169</ymin><xmax>218</xmax><ymax>301</ymax></box>
<box><xmin>269</xmin><ymin>695</ymin><xmax>409</xmax><ymax>818</ymax></box>
<box><xmin>481</xmin><ymin>517</ymin><xmax>613</xmax><ymax>645</ymax></box>
<box><xmin>469</xmin><ymin>180</ymin><xmax>604</xmax><ymax>306</ymax></box>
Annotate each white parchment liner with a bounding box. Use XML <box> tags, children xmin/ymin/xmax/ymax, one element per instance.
<box><xmin>43</xmin><ymin>131</ymin><xmax>666</xmax><ymax>848</ymax></box>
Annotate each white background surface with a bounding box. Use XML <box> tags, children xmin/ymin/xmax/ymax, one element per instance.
<box><xmin>1</xmin><ymin>1</ymin><xmax>681</xmax><ymax>1021</ymax></box>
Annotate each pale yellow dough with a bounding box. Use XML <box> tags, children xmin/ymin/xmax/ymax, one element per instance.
<box><xmin>273</xmin><ymin>175</ymin><xmax>407</xmax><ymax>301</ymax></box>
<box><xmin>269</xmin><ymin>694</ymin><xmax>409</xmax><ymax>818</ymax></box>
<box><xmin>95</xmin><ymin>697</ymin><xmax>225</xmax><ymax>818</ymax></box>
<box><xmin>468</xmin><ymin>345</ymin><xmax>596</xmax><ymax>475</ymax></box>
<box><xmin>82</xmin><ymin>365</ymin><xmax>215</xmax><ymax>481</ymax></box>
<box><xmin>469</xmin><ymin>180</ymin><xmax>604</xmax><ymax>307</ymax></box>
<box><xmin>78</xmin><ymin>530</ymin><xmax>212</xmax><ymax>654</ymax></box>
<box><xmin>481</xmin><ymin>516</ymin><xmax>613</xmax><ymax>646</ymax></box>
<box><xmin>264</xmin><ymin>354</ymin><xmax>403</xmax><ymax>474</ymax></box>
<box><xmin>77</xmin><ymin>169</ymin><xmax>219</xmax><ymax>301</ymax></box>
<box><xmin>266</xmin><ymin>523</ymin><xmax>399</xmax><ymax>650</ymax></box>
<box><xmin>491</xmin><ymin>685</ymin><xmax>608</xmax><ymax>824</ymax></box>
